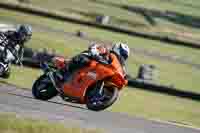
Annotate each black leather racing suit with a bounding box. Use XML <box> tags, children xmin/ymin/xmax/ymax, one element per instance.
<box><xmin>0</xmin><ymin>31</ymin><xmax>24</xmax><ymax>64</ymax></box>
<box><xmin>67</xmin><ymin>50</ymin><xmax>110</xmax><ymax>73</ymax></box>
<box><xmin>61</xmin><ymin>50</ymin><xmax>127</xmax><ymax>80</ymax></box>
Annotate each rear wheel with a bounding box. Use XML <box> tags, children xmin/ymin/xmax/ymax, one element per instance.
<box><xmin>32</xmin><ymin>74</ymin><xmax>58</xmax><ymax>100</ymax></box>
<box><xmin>86</xmin><ymin>83</ymin><xmax>119</xmax><ymax>111</ymax></box>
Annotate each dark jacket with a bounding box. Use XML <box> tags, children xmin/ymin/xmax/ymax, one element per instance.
<box><xmin>68</xmin><ymin>50</ymin><xmax>127</xmax><ymax>76</ymax></box>
<box><xmin>0</xmin><ymin>31</ymin><xmax>24</xmax><ymax>63</ymax></box>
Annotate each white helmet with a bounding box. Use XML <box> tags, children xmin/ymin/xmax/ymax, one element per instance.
<box><xmin>16</xmin><ymin>24</ymin><xmax>32</xmax><ymax>43</ymax></box>
<box><xmin>112</xmin><ymin>42</ymin><xmax>130</xmax><ymax>60</ymax></box>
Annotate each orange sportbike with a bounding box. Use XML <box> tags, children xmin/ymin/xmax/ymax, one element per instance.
<box><xmin>32</xmin><ymin>53</ymin><xmax>128</xmax><ymax>111</ymax></box>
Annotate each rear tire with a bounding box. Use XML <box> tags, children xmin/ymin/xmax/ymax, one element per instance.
<box><xmin>32</xmin><ymin>74</ymin><xmax>58</xmax><ymax>100</ymax></box>
<box><xmin>86</xmin><ymin>85</ymin><xmax>119</xmax><ymax>111</ymax></box>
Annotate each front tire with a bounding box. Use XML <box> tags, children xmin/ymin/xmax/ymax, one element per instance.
<box><xmin>1</xmin><ymin>66</ymin><xmax>10</xmax><ymax>79</ymax></box>
<box><xmin>32</xmin><ymin>74</ymin><xmax>58</xmax><ymax>100</ymax></box>
<box><xmin>0</xmin><ymin>63</ymin><xmax>10</xmax><ymax>79</ymax></box>
<box><xmin>86</xmin><ymin>85</ymin><xmax>119</xmax><ymax>111</ymax></box>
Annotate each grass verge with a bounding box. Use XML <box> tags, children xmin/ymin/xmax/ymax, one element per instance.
<box><xmin>97</xmin><ymin>0</ymin><xmax>200</xmax><ymax>17</ymax></box>
<box><xmin>12</xmin><ymin>0</ymin><xmax>200</xmax><ymax>42</ymax></box>
<box><xmin>110</xmin><ymin>87</ymin><xmax>200</xmax><ymax>127</ymax></box>
<box><xmin>0</xmin><ymin>113</ymin><xmax>102</xmax><ymax>133</ymax></box>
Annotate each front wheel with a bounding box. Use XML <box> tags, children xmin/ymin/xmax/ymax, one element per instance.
<box><xmin>32</xmin><ymin>74</ymin><xmax>58</xmax><ymax>100</ymax></box>
<box><xmin>0</xmin><ymin>63</ymin><xmax>10</xmax><ymax>79</ymax></box>
<box><xmin>86</xmin><ymin>84</ymin><xmax>119</xmax><ymax>111</ymax></box>
<box><xmin>0</xmin><ymin>66</ymin><xmax>10</xmax><ymax>79</ymax></box>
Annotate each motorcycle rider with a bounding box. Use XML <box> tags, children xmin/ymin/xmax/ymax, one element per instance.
<box><xmin>0</xmin><ymin>24</ymin><xmax>32</xmax><ymax>77</ymax></box>
<box><xmin>53</xmin><ymin>42</ymin><xmax>130</xmax><ymax>83</ymax></box>
<box><xmin>110</xmin><ymin>42</ymin><xmax>130</xmax><ymax>75</ymax></box>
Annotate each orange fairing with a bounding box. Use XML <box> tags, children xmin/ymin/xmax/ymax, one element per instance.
<box><xmin>62</xmin><ymin>53</ymin><xmax>127</xmax><ymax>103</ymax></box>
<box><xmin>108</xmin><ymin>53</ymin><xmax>128</xmax><ymax>88</ymax></box>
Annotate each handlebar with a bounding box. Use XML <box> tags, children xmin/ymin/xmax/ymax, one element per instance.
<box><xmin>40</xmin><ymin>62</ymin><xmax>49</xmax><ymax>71</ymax></box>
<box><xmin>40</xmin><ymin>62</ymin><xmax>57</xmax><ymax>72</ymax></box>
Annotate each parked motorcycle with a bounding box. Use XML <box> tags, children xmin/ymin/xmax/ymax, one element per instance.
<box><xmin>32</xmin><ymin>53</ymin><xmax>128</xmax><ymax>111</ymax></box>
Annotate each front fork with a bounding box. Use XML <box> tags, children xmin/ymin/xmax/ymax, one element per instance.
<box><xmin>41</xmin><ymin>62</ymin><xmax>64</xmax><ymax>94</ymax></box>
<box><xmin>98</xmin><ymin>81</ymin><xmax>104</xmax><ymax>95</ymax></box>
<box><xmin>45</xmin><ymin>70</ymin><xmax>63</xmax><ymax>94</ymax></box>
<box><xmin>47</xmin><ymin>72</ymin><xmax>57</xmax><ymax>87</ymax></box>
<box><xmin>89</xmin><ymin>81</ymin><xmax>105</xmax><ymax>103</ymax></box>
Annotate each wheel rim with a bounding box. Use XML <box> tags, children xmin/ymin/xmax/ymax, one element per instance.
<box><xmin>38</xmin><ymin>83</ymin><xmax>47</xmax><ymax>93</ymax></box>
<box><xmin>37</xmin><ymin>78</ymin><xmax>54</xmax><ymax>97</ymax></box>
<box><xmin>88</xmin><ymin>87</ymin><xmax>114</xmax><ymax>107</ymax></box>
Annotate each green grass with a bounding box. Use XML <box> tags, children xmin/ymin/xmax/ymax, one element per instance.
<box><xmin>0</xmin><ymin>66</ymin><xmax>41</xmax><ymax>89</ymax></box>
<box><xmin>98</xmin><ymin>0</ymin><xmax>200</xmax><ymax>17</ymax></box>
<box><xmin>0</xmin><ymin>113</ymin><xmax>102</xmax><ymax>133</ymax></box>
<box><xmin>13</xmin><ymin>0</ymin><xmax>200</xmax><ymax>42</ymax></box>
<box><xmin>128</xmin><ymin>54</ymin><xmax>200</xmax><ymax>92</ymax></box>
<box><xmin>110</xmin><ymin>87</ymin><xmax>200</xmax><ymax>127</ymax></box>
<box><xmin>28</xmin><ymin>0</ymin><xmax>147</xmax><ymax>24</ymax></box>
<box><xmin>29</xmin><ymin>31</ymin><xmax>89</xmax><ymax>57</ymax></box>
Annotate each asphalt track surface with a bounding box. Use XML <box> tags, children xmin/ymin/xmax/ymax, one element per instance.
<box><xmin>0</xmin><ymin>84</ymin><xmax>199</xmax><ymax>133</ymax></box>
